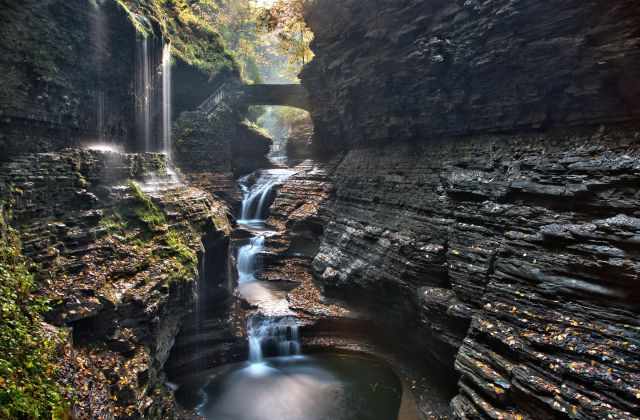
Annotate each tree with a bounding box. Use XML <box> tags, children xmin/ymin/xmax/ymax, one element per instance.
<box><xmin>257</xmin><ymin>0</ymin><xmax>314</xmax><ymax>69</ymax></box>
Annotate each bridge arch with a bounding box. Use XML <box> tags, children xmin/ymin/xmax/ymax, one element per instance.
<box><xmin>239</xmin><ymin>84</ymin><xmax>310</xmax><ymax>110</ymax></box>
<box><xmin>198</xmin><ymin>83</ymin><xmax>310</xmax><ymax>114</ymax></box>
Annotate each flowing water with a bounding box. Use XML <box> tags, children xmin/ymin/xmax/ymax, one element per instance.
<box><xmin>238</xmin><ymin>168</ymin><xmax>296</xmax><ymax>224</ymax></box>
<box><xmin>136</xmin><ymin>36</ymin><xmax>152</xmax><ymax>152</ymax></box>
<box><xmin>162</xmin><ymin>42</ymin><xmax>172</xmax><ymax>158</ymax></box>
<box><xmin>172</xmin><ymin>129</ymin><xmax>405</xmax><ymax>420</ymax></box>
<box><xmin>237</xmin><ymin>235</ymin><xmax>266</xmax><ymax>284</ymax></box>
<box><xmin>248</xmin><ymin>317</ymin><xmax>301</xmax><ymax>363</ymax></box>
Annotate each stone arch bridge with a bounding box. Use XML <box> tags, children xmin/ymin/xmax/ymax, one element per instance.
<box><xmin>198</xmin><ymin>83</ymin><xmax>310</xmax><ymax>114</ymax></box>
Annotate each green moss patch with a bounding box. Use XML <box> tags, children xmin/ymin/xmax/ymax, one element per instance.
<box><xmin>126</xmin><ymin>181</ymin><xmax>167</xmax><ymax>231</ymax></box>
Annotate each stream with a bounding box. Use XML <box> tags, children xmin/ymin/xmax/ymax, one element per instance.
<box><xmin>178</xmin><ymin>159</ymin><xmax>405</xmax><ymax>420</ymax></box>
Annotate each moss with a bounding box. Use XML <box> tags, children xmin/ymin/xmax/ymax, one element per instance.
<box><xmin>0</xmin><ymin>203</ymin><xmax>68</xmax><ymax>419</ymax></box>
<box><xmin>242</xmin><ymin>119</ymin><xmax>272</xmax><ymax>140</ymax></box>
<box><xmin>117</xmin><ymin>0</ymin><xmax>239</xmax><ymax>77</ymax></box>
<box><xmin>165</xmin><ymin>257</ymin><xmax>196</xmax><ymax>284</ymax></box>
<box><xmin>99</xmin><ymin>213</ymin><xmax>128</xmax><ymax>233</ymax></box>
<box><xmin>126</xmin><ymin>181</ymin><xmax>167</xmax><ymax>231</ymax></box>
<box><xmin>163</xmin><ymin>229</ymin><xmax>197</xmax><ymax>266</ymax></box>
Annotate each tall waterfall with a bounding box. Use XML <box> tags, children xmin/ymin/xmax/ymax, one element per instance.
<box><xmin>136</xmin><ymin>37</ymin><xmax>152</xmax><ymax>152</ymax></box>
<box><xmin>162</xmin><ymin>42</ymin><xmax>172</xmax><ymax>159</ymax></box>
<box><xmin>90</xmin><ymin>0</ymin><xmax>107</xmax><ymax>144</ymax></box>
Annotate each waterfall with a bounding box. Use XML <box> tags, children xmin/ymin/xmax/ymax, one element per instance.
<box><xmin>162</xmin><ymin>42</ymin><xmax>172</xmax><ymax>159</ymax></box>
<box><xmin>239</xmin><ymin>169</ymin><xmax>295</xmax><ymax>223</ymax></box>
<box><xmin>237</xmin><ymin>236</ymin><xmax>265</xmax><ymax>284</ymax></box>
<box><xmin>248</xmin><ymin>317</ymin><xmax>301</xmax><ymax>364</ymax></box>
<box><xmin>96</xmin><ymin>91</ymin><xmax>105</xmax><ymax>142</ymax></box>
<box><xmin>136</xmin><ymin>37</ymin><xmax>152</xmax><ymax>152</ymax></box>
<box><xmin>90</xmin><ymin>0</ymin><xmax>107</xmax><ymax>144</ymax></box>
<box><xmin>236</xmin><ymin>146</ymin><xmax>298</xmax><ymax>366</ymax></box>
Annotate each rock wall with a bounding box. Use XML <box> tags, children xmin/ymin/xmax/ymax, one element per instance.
<box><xmin>302</xmin><ymin>0</ymin><xmax>640</xmax><ymax>418</ymax></box>
<box><xmin>0</xmin><ymin>0</ymin><xmax>236</xmax><ymax>159</ymax></box>
<box><xmin>0</xmin><ymin>149</ymin><xmax>231</xmax><ymax>418</ymax></box>
<box><xmin>313</xmin><ymin>125</ymin><xmax>640</xmax><ymax>418</ymax></box>
<box><xmin>302</xmin><ymin>0</ymin><xmax>640</xmax><ymax>154</ymax></box>
<box><xmin>0</xmin><ymin>0</ymin><xmax>138</xmax><ymax>157</ymax></box>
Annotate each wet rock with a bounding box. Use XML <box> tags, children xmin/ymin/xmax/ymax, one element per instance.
<box><xmin>302</xmin><ymin>0</ymin><xmax>640</xmax><ymax>154</ymax></box>
<box><xmin>310</xmin><ymin>125</ymin><xmax>640</xmax><ymax>419</ymax></box>
<box><xmin>0</xmin><ymin>148</ymin><xmax>232</xmax><ymax>418</ymax></box>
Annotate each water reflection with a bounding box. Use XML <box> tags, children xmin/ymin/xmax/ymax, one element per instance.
<box><xmin>191</xmin><ymin>354</ymin><xmax>402</xmax><ymax>420</ymax></box>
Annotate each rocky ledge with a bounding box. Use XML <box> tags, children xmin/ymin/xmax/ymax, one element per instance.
<box><xmin>0</xmin><ymin>149</ymin><xmax>231</xmax><ymax>418</ymax></box>
<box><xmin>311</xmin><ymin>124</ymin><xmax>640</xmax><ymax>419</ymax></box>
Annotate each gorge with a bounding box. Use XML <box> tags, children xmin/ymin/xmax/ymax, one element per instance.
<box><xmin>1</xmin><ymin>0</ymin><xmax>639</xmax><ymax>419</ymax></box>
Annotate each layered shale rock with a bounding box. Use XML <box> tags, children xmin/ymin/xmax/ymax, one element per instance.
<box><xmin>312</xmin><ymin>125</ymin><xmax>640</xmax><ymax>418</ymax></box>
<box><xmin>302</xmin><ymin>0</ymin><xmax>640</xmax><ymax>154</ymax></box>
<box><xmin>0</xmin><ymin>0</ymin><xmax>137</xmax><ymax>156</ymax></box>
<box><xmin>302</xmin><ymin>0</ymin><xmax>640</xmax><ymax>418</ymax></box>
<box><xmin>0</xmin><ymin>149</ymin><xmax>231</xmax><ymax>418</ymax></box>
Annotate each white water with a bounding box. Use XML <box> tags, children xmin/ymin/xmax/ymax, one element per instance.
<box><xmin>136</xmin><ymin>37</ymin><xmax>152</xmax><ymax>152</ymax></box>
<box><xmin>237</xmin><ymin>168</ymin><xmax>299</xmax><ymax>364</ymax></box>
<box><xmin>90</xmin><ymin>0</ymin><xmax>107</xmax><ymax>144</ymax></box>
<box><xmin>248</xmin><ymin>317</ymin><xmax>301</xmax><ymax>364</ymax></box>
<box><xmin>85</xmin><ymin>143</ymin><xmax>125</xmax><ymax>154</ymax></box>
<box><xmin>238</xmin><ymin>169</ymin><xmax>295</xmax><ymax>223</ymax></box>
<box><xmin>237</xmin><ymin>236</ymin><xmax>266</xmax><ymax>284</ymax></box>
<box><xmin>162</xmin><ymin>42</ymin><xmax>172</xmax><ymax>159</ymax></box>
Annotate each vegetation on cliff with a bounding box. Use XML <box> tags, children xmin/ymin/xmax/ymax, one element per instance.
<box><xmin>0</xmin><ymin>204</ymin><xmax>66</xmax><ymax>419</ymax></box>
<box><xmin>257</xmin><ymin>0</ymin><xmax>314</xmax><ymax>68</ymax></box>
<box><xmin>117</xmin><ymin>0</ymin><xmax>239</xmax><ymax>77</ymax></box>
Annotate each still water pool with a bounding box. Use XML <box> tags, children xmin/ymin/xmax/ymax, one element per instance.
<box><xmin>180</xmin><ymin>353</ymin><xmax>403</xmax><ymax>420</ymax></box>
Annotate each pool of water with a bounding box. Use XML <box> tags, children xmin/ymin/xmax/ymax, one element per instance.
<box><xmin>177</xmin><ymin>353</ymin><xmax>403</xmax><ymax>420</ymax></box>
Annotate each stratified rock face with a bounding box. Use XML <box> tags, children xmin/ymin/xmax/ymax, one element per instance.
<box><xmin>232</xmin><ymin>121</ymin><xmax>273</xmax><ymax>177</ymax></box>
<box><xmin>172</xmin><ymin>108</ymin><xmax>271</xmax><ymax>208</ymax></box>
<box><xmin>312</xmin><ymin>126</ymin><xmax>640</xmax><ymax>418</ymax></box>
<box><xmin>0</xmin><ymin>149</ymin><xmax>231</xmax><ymax>418</ymax></box>
<box><xmin>0</xmin><ymin>0</ymin><xmax>137</xmax><ymax>156</ymax></box>
<box><xmin>302</xmin><ymin>0</ymin><xmax>640</xmax><ymax>417</ymax></box>
<box><xmin>302</xmin><ymin>0</ymin><xmax>640</xmax><ymax>154</ymax></box>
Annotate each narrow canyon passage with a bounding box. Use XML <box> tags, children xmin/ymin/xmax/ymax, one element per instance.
<box><xmin>1</xmin><ymin>1</ymin><xmax>639</xmax><ymax>419</ymax></box>
<box><xmin>171</xmin><ymin>144</ymin><xmax>449</xmax><ymax>419</ymax></box>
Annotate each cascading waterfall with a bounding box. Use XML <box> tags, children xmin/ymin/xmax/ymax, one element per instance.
<box><xmin>90</xmin><ymin>0</ymin><xmax>107</xmax><ymax>144</ymax></box>
<box><xmin>237</xmin><ymin>236</ymin><xmax>265</xmax><ymax>284</ymax></box>
<box><xmin>162</xmin><ymin>42</ymin><xmax>172</xmax><ymax>159</ymax></box>
<box><xmin>248</xmin><ymin>317</ymin><xmax>301</xmax><ymax>364</ymax></box>
<box><xmin>237</xmin><ymin>167</ymin><xmax>298</xmax><ymax>365</ymax></box>
<box><xmin>239</xmin><ymin>169</ymin><xmax>295</xmax><ymax>223</ymax></box>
